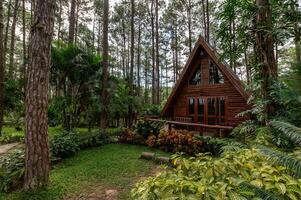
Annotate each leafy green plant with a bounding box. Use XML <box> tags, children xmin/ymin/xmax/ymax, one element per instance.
<box><xmin>118</xmin><ymin>129</ymin><xmax>145</xmax><ymax>145</ymax></box>
<box><xmin>77</xmin><ymin>130</ymin><xmax>110</xmax><ymax>149</ymax></box>
<box><xmin>0</xmin><ymin>132</ymin><xmax>24</xmax><ymax>144</ymax></box>
<box><xmin>269</xmin><ymin>120</ymin><xmax>301</xmax><ymax>146</ymax></box>
<box><xmin>257</xmin><ymin>145</ymin><xmax>301</xmax><ymax>178</ymax></box>
<box><xmin>131</xmin><ymin>149</ymin><xmax>301</xmax><ymax>200</ymax></box>
<box><xmin>156</xmin><ymin>130</ymin><xmax>204</xmax><ymax>155</ymax></box>
<box><xmin>0</xmin><ymin>150</ymin><xmax>25</xmax><ymax>192</ymax></box>
<box><xmin>134</xmin><ymin>120</ymin><xmax>164</xmax><ymax>138</ymax></box>
<box><xmin>50</xmin><ymin>131</ymin><xmax>80</xmax><ymax>158</ymax></box>
<box><xmin>197</xmin><ymin>136</ymin><xmax>247</xmax><ymax>156</ymax></box>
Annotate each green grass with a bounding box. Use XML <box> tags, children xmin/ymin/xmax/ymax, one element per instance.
<box><xmin>0</xmin><ymin>126</ymin><xmax>119</xmax><ymax>144</ymax></box>
<box><xmin>0</xmin><ymin>144</ymin><xmax>169</xmax><ymax>200</ymax></box>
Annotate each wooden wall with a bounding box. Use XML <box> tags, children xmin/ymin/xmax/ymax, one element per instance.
<box><xmin>170</xmin><ymin>52</ymin><xmax>248</xmax><ymax>126</ymax></box>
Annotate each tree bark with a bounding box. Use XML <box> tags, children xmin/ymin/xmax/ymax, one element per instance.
<box><xmin>137</xmin><ymin>19</ymin><xmax>141</xmax><ymax>95</ymax></box>
<box><xmin>100</xmin><ymin>0</ymin><xmax>109</xmax><ymax>129</ymax></box>
<box><xmin>154</xmin><ymin>0</ymin><xmax>160</xmax><ymax>104</ymax></box>
<box><xmin>187</xmin><ymin>0</ymin><xmax>192</xmax><ymax>53</ymax></box>
<box><xmin>21</xmin><ymin>0</ymin><xmax>26</xmax><ymax>79</ymax></box>
<box><xmin>24</xmin><ymin>0</ymin><xmax>55</xmax><ymax>189</ymax></box>
<box><xmin>128</xmin><ymin>0</ymin><xmax>135</xmax><ymax>127</ymax></box>
<box><xmin>8</xmin><ymin>0</ymin><xmax>19</xmax><ymax>79</ymax></box>
<box><xmin>68</xmin><ymin>0</ymin><xmax>76</xmax><ymax>44</ymax></box>
<box><xmin>0</xmin><ymin>0</ymin><xmax>4</xmax><ymax>135</ymax></box>
<box><xmin>4</xmin><ymin>0</ymin><xmax>12</xmax><ymax>63</ymax></box>
<box><xmin>255</xmin><ymin>0</ymin><xmax>277</xmax><ymax>122</ymax></box>
<box><xmin>57</xmin><ymin>0</ymin><xmax>62</xmax><ymax>41</ymax></box>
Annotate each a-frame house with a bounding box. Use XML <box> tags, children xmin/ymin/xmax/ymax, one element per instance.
<box><xmin>161</xmin><ymin>37</ymin><xmax>249</xmax><ymax>129</ymax></box>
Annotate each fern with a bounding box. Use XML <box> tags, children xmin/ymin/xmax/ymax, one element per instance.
<box><xmin>197</xmin><ymin>136</ymin><xmax>248</xmax><ymax>155</ymax></box>
<box><xmin>239</xmin><ymin>182</ymin><xmax>282</xmax><ymax>200</ymax></box>
<box><xmin>257</xmin><ymin>145</ymin><xmax>301</xmax><ymax>178</ymax></box>
<box><xmin>269</xmin><ymin>121</ymin><xmax>301</xmax><ymax>146</ymax></box>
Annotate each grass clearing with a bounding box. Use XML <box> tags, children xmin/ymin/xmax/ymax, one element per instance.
<box><xmin>0</xmin><ymin>144</ymin><xmax>169</xmax><ymax>200</ymax></box>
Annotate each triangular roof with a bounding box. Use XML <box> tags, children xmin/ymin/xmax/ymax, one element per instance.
<box><xmin>162</xmin><ymin>36</ymin><xmax>249</xmax><ymax>116</ymax></box>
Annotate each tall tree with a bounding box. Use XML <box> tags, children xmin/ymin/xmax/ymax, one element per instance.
<box><xmin>0</xmin><ymin>0</ymin><xmax>4</xmax><ymax>135</ymax></box>
<box><xmin>128</xmin><ymin>0</ymin><xmax>135</xmax><ymax>126</ymax></box>
<box><xmin>100</xmin><ymin>0</ymin><xmax>109</xmax><ymax>129</ymax></box>
<box><xmin>24</xmin><ymin>0</ymin><xmax>55</xmax><ymax>189</ymax></box>
<box><xmin>21</xmin><ymin>0</ymin><xmax>26</xmax><ymax>78</ymax></box>
<box><xmin>4</xmin><ymin>0</ymin><xmax>12</xmax><ymax>66</ymax></box>
<box><xmin>153</xmin><ymin>0</ymin><xmax>160</xmax><ymax>104</ymax></box>
<box><xmin>255</xmin><ymin>0</ymin><xmax>277</xmax><ymax>122</ymax></box>
<box><xmin>68</xmin><ymin>0</ymin><xmax>76</xmax><ymax>43</ymax></box>
<box><xmin>8</xmin><ymin>0</ymin><xmax>19</xmax><ymax>79</ymax></box>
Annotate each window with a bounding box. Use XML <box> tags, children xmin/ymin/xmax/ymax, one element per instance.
<box><xmin>189</xmin><ymin>65</ymin><xmax>202</xmax><ymax>85</ymax></box>
<box><xmin>209</xmin><ymin>61</ymin><xmax>224</xmax><ymax>84</ymax></box>
<box><xmin>198</xmin><ymin>98</ymin><xmax>205</xmax><ymax>123</ymax></box>
<box><xmin>188</xmin><ymin>98</ymin><xmax>195</xmax><ymax>115</ymax></box>
<box><xmin>207</xmin><ymin>97</ymin><xmax>226</xmax><ymax>125</ymax></box>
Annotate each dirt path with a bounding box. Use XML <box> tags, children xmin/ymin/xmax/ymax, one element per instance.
<box><xmin>0</xmin><ymin>142</ymin><xmax>20</xmax><ymax>155</ymax></box>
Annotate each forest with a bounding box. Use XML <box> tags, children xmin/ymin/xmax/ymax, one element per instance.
<box><xmin>0</xmin><ymin>0</ymin><xmax>301</xmax><ymax>199</ymax></box>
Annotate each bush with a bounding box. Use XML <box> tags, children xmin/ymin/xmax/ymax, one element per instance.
<box><xmin>118</xmin><ymin>129</ymin><xmax>145</xmax><ymax>145</ymax></box>
<box><xmin>50</xmin><ymin>131</ymin><xmax>80</xmax><ymax>158</ymax></box>
<box><xmin>134</xmin><ymin>120</ymin><xmax>163</xmax><ymax>139</ymax></box>
<box><xmin>154</xmin><ymin>130</ymin><xmax>204</xmax><ymax>155</ymax></box>
<box><xmin>78</xmin><ymin>130</ymin><xmax>110</xmax><ymax>149</ymax></box>
<box><xmin>131</xmin><ymin>149</ymin><xmax>301</xmax><ymax>200</ymax></box>
<box><xmin>0</xmin><ymin>132</ymin><xmax>24</xmax><ymax>144</ymax></box>
<box><xmin>0</xmin><ymin>150</ymin><xmax>25</xmax><ymax>192</ymax></box>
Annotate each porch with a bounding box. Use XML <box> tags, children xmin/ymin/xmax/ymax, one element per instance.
<box><xmin>147</xmin><ymin>117</ymin><xmax>233</xmax><ymax>137</ymax></box>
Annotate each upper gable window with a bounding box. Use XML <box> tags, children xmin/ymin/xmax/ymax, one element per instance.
<box><xmin>209</xmin><ymin>61</ymin><xmax>224</xmax><ymax>84</ymax></box>
<box><xmin>189</xmin><ymin>65</ymin><xmax>202</xmax><ymax>85</ymax></box>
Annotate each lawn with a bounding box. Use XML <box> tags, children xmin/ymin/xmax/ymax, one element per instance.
<box><xmin>0</xmin><ymin>144</ymin><xmax>169</xmax><ymax>200</ymax></box>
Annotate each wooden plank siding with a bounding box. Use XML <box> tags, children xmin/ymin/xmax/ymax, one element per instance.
<box><xmin>162</xmin><ymin>36</ymin><xmax>250</xmax><ymax>128</ymax></box>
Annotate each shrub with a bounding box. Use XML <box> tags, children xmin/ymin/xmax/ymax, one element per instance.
<box><xmin>118</xmin><ymin>129</ymin><xmax>145</xmax><ymax>145</ymax></box>
<box><xmin>155</xmin><ymin>130</ymin><xmax>203</xmax><ymax>155</ymax></box>
<box><xmin>78</xmin><ymin>130</ymin><xmax>110</xmax><ymax>149</ymax></box>
<box><xmin>134</xmin><ymin>120</ymin><xmax>164</xmax><ymax>139</ymax></box>
<box><xmin>50</xmin><ymin>131</ymin><xmax>80</xmax><ymax>158</ymax></box>
<box><xmin>145</xmin><ymin>135</ymin><xmax>157</xmax><ymax>148</ymax></box>
<box><xmin>0</xmin><ymin>150</ymin><xmax>25</xmax><ymax>192</ymax></box>
<box><xmin>0</xmin><ymin>132</ymin><xmax>24</xmax><ymax>144</ymax></box>
<box><xmin>132</xmin><ymin>149</ymin><xmax>301</xmax><ymax>200</ymax></box>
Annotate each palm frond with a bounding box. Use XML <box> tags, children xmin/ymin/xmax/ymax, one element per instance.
<box><xmin>239</xmin><ymin>182</ymin><xmax>282</xmax><ymax>200</ymax></box>
<box><xmin>197</xmin><ymin>136</ymin><xmax>248</xmax><ymax>155</ymax></box>
<box><xmin>269</xmin><ymin>120</ymin><xmax>301</xmax><ymax>146</ymax></box>
<box><xmin>257</xmin><ymin>145</ymin><xmax>301</xmax><ymax>178</ymax></box>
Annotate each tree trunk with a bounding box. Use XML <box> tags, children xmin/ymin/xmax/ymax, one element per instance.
<box><xmin>0</xmin><ymin>0</ymin><xmax>4</xmax><ymax>135</ymax></box>
<box><xmin>74</xmin><ymin>0</ymin><xmax>80</xmax><ymax>45</ymax></box>
<box><xmin>8</xmin><ymin>0</ymin><xmax>19</xmax><ymax>79</ymax></box>
<box><xmin>295</xmin><ymin>23</ymin><xmax>300</xmax><ymax>64</ymax></box>
<box><xmin>187</xmin><ymin>0</ymin><xmax>192</xmax><ymax>53</ymax></box>
<box><xmin>100</xmin><ymin>0</ymin><xmax>109</xmax><ymax>129</ymax></box>
<box><xmin>122</xmin><ymin>19</ymin><xmax>126</xmax><ymax>78</ymax></box>
<box><xmin>150</xmin><ymin>0</ymin><xmax>155</xmax><ymax>104</ymax></box>
<box><xmin>68</xmin><ymin>0</ymin><xmax>76</xmax><ymax>44</ymax></box>
<box><xmin>21</xmin><ymin>0</ymin><xmax>26</xmax><ymax>79</ymax></box>
<box><xmin>57</xmin><ymin>0</ymin><xmax>62</xmax><ymax>41</ymax></box>
<box><xmin>154</xmin><ymin>0</ymin><xmax>160</xmax><ymax>104</ymax></box>
<box><xmin>24</xmin><ymin>0</ymin><xmax>55</xmax><ymax>189</ymax></box>
<box><xmin>137</xmin><ymin>19</ymin><xmax>141</xmax><ymax>95</ymax></box>
<box><xmin>4</xmin><ymin>0</ymin><xmax>12</xmax><ymax>63</ymax></box>
<box><xmin>128</xmin><ymin>0</ymin><xmax>135</xmax><ymax>127</ymax></box>
<box><xmin>255</xmin><ymin>0</ymin><xmax>277</xmax><ymax>122</ymax></box>
<box><xmin>206</xmin><ymin>0</ymin><xmax>210</xmax><ymax>42</ymax></box>
<box><xmin>201</xmin><ymin>0</ymin><xmax>207</xmax><ymax>40</ymax></box>
<box><xmin>144</xmin><ymin>51</ymin><xmax>149</xmax><ymax>104</ymax></box>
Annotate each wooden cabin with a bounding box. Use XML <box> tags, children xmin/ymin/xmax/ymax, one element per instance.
<box><xmin>161</xmin><ymin>37</ymin><xmax>249</xmax><ymax>134</ymax></box>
